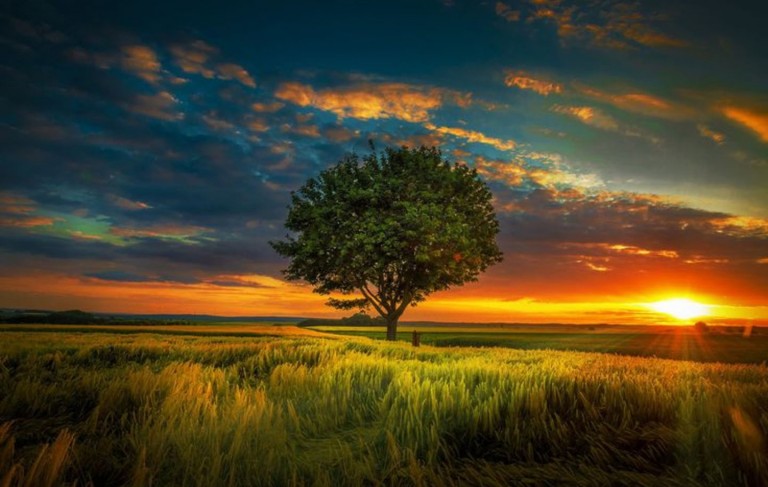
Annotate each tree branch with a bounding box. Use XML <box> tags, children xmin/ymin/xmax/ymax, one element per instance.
<box><xmin>359</xmin><ymin>284</ymin><xmax>387</xmax><ymax>318</ymax></box>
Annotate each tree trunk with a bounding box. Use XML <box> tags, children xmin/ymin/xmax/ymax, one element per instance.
<box><xmin>386</xmin><ymin>317</ymin><xmax>398</xmax><ymax>341</ymax></box>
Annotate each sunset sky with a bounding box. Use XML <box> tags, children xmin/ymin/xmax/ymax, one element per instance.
<box><xmin>1</xmin><ymin>0</ymin><xmax>766</xmax><ymax>325</ymax></box>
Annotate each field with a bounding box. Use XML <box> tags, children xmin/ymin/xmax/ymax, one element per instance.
<box><xmin>308</xmin><ymin>324</ymin><xmax>768</xmax><ymax>364</ymax></box>
<box><xmin>1</xmin><ymin>326</ymin><xmax>767</xmax><ymax>486</ymax></box>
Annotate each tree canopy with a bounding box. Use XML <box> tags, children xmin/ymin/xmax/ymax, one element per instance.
<box><xmin>271</xmin><ymin>146</ymin><xmax>503</xmax><ymax>340</ymax></box>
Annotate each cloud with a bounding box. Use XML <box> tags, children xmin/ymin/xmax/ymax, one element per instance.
<box><xmin>125</xmin><ymin>91</ymin><xmax>183</xmax><ymax>121</ymax></box>
<box><xmin>0</xmin><ymin>193</ymin><xmax>35</xmax><ymax>215</ymax></box>
<box><xmin>503</xmin><ymin>0</ymin><xmax>687</xmax><ymax>50</ymax></box>
<box><xmin>0</xmin><ymin>192</ymin><xmax>60</xmax><ymax>228</ymax></box>
<box><xmin>576</xmin><ymin>85</ymin><xmax>693</xmax><ymax>120</ymax></box>
<box><xmin>109</xmin><ymin>223</ymin><xmax>211</xmax><ymax>240</ymax></box>
<box><xmin>484</xmin><ymin>186</ymin><xmax>768</xmax><ymax>301</ymax></box>
<box><xmin>170</xmin><ymin>40</ymin><xmax>218</xmax><ymax>78</ymax></box>
<box><xmin>0</xmin><ymin>215</ymin><xmax>59</xmax><ymax>228</ymax></box>
<box><xmin>423</xmin><ymin>123</ymin><xmax>517</xmax><ymax>151</ymax></box>
<box><xmin>120</xmin><ymin>44</ymin><xmax>162</xmax><ymax>84</ymax></box>
<box><xmin>281</xmin><ymin>124</ymin><xmax>320</xmax><ymax>138</ymax></box>
<box><xmin>252</xmin><ymin>101</ymin><xmax>284</xmax><ymax>113</ymax></box>
<box><xmin>322</xmin><ymin>125</ymin><xmax>359</xmax><ymax>142</ymax></box>
<box><xmin>274</xmin><ymin>81</ymin><xmax>470</xmax><ymax>123</ymax></box>
<box><xmin>85</xmin><ymin>270</ymin><xmax>152</xmax><ymax>282</ymax></box>
<box><xmin>108</xmin><ymin>195</ymin><xmax>152</xmax><ymax>211</ymax></box>
<box><xmin>697</xmin><ymin>124</ymin><xmax>725</xmax><ymax>145</ymax></box>
<box><xmin>721</xmin><ymin>106</ymin><xmax>768</xmax><ymax>143</ymax></box>
<box><xmin>504</xmin><ymin>70</ymin><xmax>563</xmax><ymax>96</ymax></box>
<box><xmin>216</xmin><ymin>63</ymin><xmax>256</xmax><ymax>88</ymax></box>
<box><xmin>475</xmin><ymin>154</ymin><xmax>603</xmax><ymax>193</ymax></box>
<box><xmin>169</xmin><ymin>40</ymin><xmax>255</xmax><ymax>88</ymax></box>
<box><xmin>248</xmin><ymin>118</ymin><xmax>269</xmax><ymax>132</ymax></box>
<box><xmin>202</xmin><ymin>113</ymin><xmax>236</xmax><ymax>132</ymax></box>
<box><xmin>495</xmin><ymin>2</ymin><xmax>520</xmax><ymax>22</ymax></box>
<box><xmin>551</xmin><ymin>105</ymin><xmax>619</xmax><ymax>131</ymax></box>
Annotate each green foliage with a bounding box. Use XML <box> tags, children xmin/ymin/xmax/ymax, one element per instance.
<box><xmin>2</xmin><ymin>331</ymin><xmax>768</xmax><ymax>485</ymax></box>
<box><xmin>271</xmin><ymin>146</ymin><xmax>503</xmax><ymax>338</ymax></box>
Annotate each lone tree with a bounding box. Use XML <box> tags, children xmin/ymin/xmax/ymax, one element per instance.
<box><xmin>271</xmin><ymin>146</ymin><xmax>503</xmax><ymax>340</ymax></box>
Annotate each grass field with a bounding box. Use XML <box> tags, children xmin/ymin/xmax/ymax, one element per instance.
<box><xmin>1</xmin><ymin>326</ymin><xmax>768</xmax><ymax>486</ymax></box>
<box><xmin>309</xmin><ymin>325</ymin><xmax>768</xmax><ymax>364</ymax></box>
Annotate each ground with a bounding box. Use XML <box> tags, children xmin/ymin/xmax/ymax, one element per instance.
<box><xmin>1</xmin><ymin>323</ymin><xmax>767</xmax><ymax>486</ymax></box>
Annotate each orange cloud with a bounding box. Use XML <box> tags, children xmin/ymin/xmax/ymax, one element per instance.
<box><xmin>170</xmin><ymin>40</ymin><xmax>218</xmax><ymax>78</ymax></box>
<box><xmin>248</xmin><ymin>118</ymin><xmax>269</xmax><ymax>132</ymax></box>
<box><xmin>0</xmin><ymin>216</ymin><xmax>58</xmax><ymax>228</ymax></box>
<box><xmin>275</xmin><ymin>81</ymin><xmax>470</xmax><ymax>123</ymax></box>
<box><xmin>551</xmin><ymin>105</ymin><xmax>619</xmax><ymax>131</ymax></box>
<box><xmin>504</xmin><ymin>70</ymin><xmax>563</xmax><ymax>95</ymax></box>
<box><xmin>0</xmin><ymin>192</ymin><xmax>60</xmax><ymax>228</ymax></box>
<box><xmin>522</xmin><ymin>1</ymin><xmax>686</xmax><ymax>50</ymax></box>
<box><xmin>126</xmin><ymin>91</ymin><xmax>183</xmax><ymax>121</ymax></box>
<box><xmin>576</xmin><ymin>85</ymin><xmax>691</xmax><ymax>120</ymax></box>
<box><xmin>170</xmin><ymin>41</ymin><xmax>256</xmax><ymax>88</ymax></box>
<box><xmin>721</xmin><ymin>106</ymin><xmax>768</xmax><ymax>142</ymax></box>
<box><xmin>251</xmin><ymin>101</ymin><xmax>284</xmax><ymax>113</ymax></box>
<box><xmin>0</xmin><ymin>193</ymin><xmax>35</xmax><ymax>215</ymax></box>
<box><xmin>475</xmin><ymin>156</ymin><xmax>527</xmax><ymax>186</ymax></box>
<box><xmin>121</xmin><ymin>44</ymin><xmax>162</xmax><ymax>83</ymax></box>
<box><xmin>424</xmin><ymin>123</ymin><xmax>517</xmax><ymax>151</ymax></box>
<box><xmin>216</xmin><ymin>63</ymin><xmax>256</xmax><ymax>88</ymax></box>
<box><xmin>711</xmin><ymin>216</ymin><xmax>768</xmax><ymax>236</ymax></box>
<box><xmin>607</xmin><ymin>244</ymin><xmax>678</xmax><ymax>259</ymax></box>
<box><xmin>584</xmin><ymin>261</ymin><xmax>610</xmax><ymax>272</ymax></box>
<box><xmin>475</xmin><ymin>155</ymin><xmax>603</xmax><ymax>192</ymax></box>
<box><xmin>608</xmin><ymin>21</ymin><xmax>687</xmax><ymax>49</ymax></box>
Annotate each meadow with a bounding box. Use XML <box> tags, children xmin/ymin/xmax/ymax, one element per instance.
<box><xmin>308</xmin><ymin>324</ymin><xmax>768</xmax><ymax>364</ymax></box>
<box><xmin>1</xmin><ymin>327</ymin><xmax>767</xmax><ymax>486</ymax></box>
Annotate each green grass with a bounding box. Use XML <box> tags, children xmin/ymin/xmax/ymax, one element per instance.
<box><xmin>1</xmin><ymin>329</ymin><xmax>767</xmax><ymax>486</ymax></box>
<box><xmin>310</xmin><ymin>327</ymin><xmax>768</xmax><ymax>364</ymax></box>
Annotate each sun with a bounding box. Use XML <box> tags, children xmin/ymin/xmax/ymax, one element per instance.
<box><xmin>650</xmin><ymin>298</ymin><xmax>710</xmax><ymax>320</ymax></box>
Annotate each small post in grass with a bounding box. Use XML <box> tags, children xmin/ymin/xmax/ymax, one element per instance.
<box><xmin>412</xmin><ymin>330</ymin><xmax>421</xmax><ymax>347</ymax></box>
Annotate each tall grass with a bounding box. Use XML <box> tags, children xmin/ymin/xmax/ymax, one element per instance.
<box><xmin>1</xmin><ymin>331</ymin><xmax>767</xmax><ymax>486</ymax></box>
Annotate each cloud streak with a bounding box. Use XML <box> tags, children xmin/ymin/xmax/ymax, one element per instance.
<box><xmin>275</xmin><ymin>81</ymin><xmax>471</xmax><ymax>123</ymax></box>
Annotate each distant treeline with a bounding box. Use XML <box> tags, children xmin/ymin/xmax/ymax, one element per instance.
<box><xmin>298</xmin><ymin>313</ymin><xmax>386</xmax><ymax>327</ymax></box>
<box><xmin>0</xmin><ymin>310</ymin><xmax>196</xmax><ymax>326</ymax></box>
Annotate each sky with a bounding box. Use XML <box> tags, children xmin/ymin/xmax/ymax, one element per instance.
<box><xmin>1</xmin><ymin>0</ymin><xmax>766</xmax><ymax>325</ymax></box>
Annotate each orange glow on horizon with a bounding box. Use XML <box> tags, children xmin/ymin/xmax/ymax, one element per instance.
<box><xmin>0</xmin><ymin>272</ymin><xmax>766</xmax><ymax>326</ymax></box>
<box><xmin>648</xmin><ymin>298</ymin><xmax>710</xmax><ymax>321</ymax></box>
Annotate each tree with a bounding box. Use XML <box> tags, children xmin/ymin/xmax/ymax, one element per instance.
<box><xmin>271</xmin><ymin>146</ymin><xmax>503</xmax><ymax>341</ymax></box>
<box><xmin>694</xmin><ymin>321</ymin><xmax>708</xmax><ymax>333</ymax></box>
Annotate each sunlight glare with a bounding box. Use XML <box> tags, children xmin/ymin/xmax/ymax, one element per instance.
<box><xmin>650</xmin><ymin>298</ymin><xmax>710</xmax><ymax>320</ymax></box>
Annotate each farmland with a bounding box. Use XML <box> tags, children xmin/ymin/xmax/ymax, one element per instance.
<box><xmin>1</xmin><ymin>326</ymin><xmax>768</xmax><ymax>486</ymax></box>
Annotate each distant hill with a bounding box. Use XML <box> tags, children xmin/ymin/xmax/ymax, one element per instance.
<box><xmin>0</xmin><ymin>308</ymin><xmax>304</xmax><ymax>325</ymax></box>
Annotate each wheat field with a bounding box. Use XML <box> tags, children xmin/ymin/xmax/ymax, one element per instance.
<box><xmin>1</xmin><ymin>330</ymin><xmax>767</xmax><ymax>486</ymax></box>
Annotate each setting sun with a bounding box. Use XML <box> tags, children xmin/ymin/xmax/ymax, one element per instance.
<box><xmin>650</xmin><ymin>298</ymin><xmax>711</xmax><ymax>320</ymax></box>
